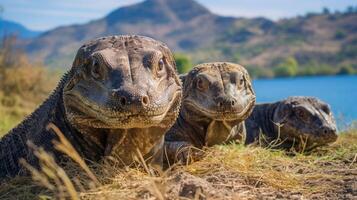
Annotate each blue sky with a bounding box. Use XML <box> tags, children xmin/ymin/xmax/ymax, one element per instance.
<box><xmin>1</xmin><ymin>0</ymin><xmax>356</xmax><ymax>31</ymax></box>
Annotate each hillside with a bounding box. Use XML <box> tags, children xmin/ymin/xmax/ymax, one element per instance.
<box><xmin>22</xmin><ymin>0</ymin><xmax>357</xmax><ymax>77</ymax></box>
<box><xmin>24</xmin><ymin>0</ymin><xmax>231</xmax><ymax>67</ymax></box>
<box><xmin>0</xmin><ymin>19</ymin><xmax>42</xmax><ymax>39</ymax></box>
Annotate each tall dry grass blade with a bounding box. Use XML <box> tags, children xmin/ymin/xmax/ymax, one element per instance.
<box><xmin>20</xmin><ymin>141</ymin><xmax>79</xmax><ymax>200</ymax></box>
<box><xmin>46</xmin><ymin>122</ymin><xmax>100</xmax><ymax>185</ymax></box>
<box><xmin>299</xmin><ymin>135</ymin><xmax>308</xmax><ymax>153</ymax></box>
<box><xmin>19</xmin><ymin>158</ymin><xmax>55</xmax><ymax>191</ymax></box>
<box><xmin>135</xmin><ymin>148</ymin><xmax>152</xmax><ymax>175</ymax></box>
<box><xmin>134</xmin><ymin>148</ymin><xmax>166</xmax><ymax>200</ymax></box>
<box><xmin>164</xmin><ymin>145</ymin><xmax>172</xmax><ymax>168</ymax></box>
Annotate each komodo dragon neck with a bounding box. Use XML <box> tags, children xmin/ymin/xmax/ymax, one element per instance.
<box><xmin>0</xmin><ymin>71</ymin><xmax>99</xmax><ymax>178</ymax></box>
<box><xmin>245</xmin><ymin>103</ymin><xmax>280</xmax><ymax>144</ymax></box>
<box><xmin>177</xmin><ymin>107</ymin><xmax>240</xmax><ymax>147</ymax></box>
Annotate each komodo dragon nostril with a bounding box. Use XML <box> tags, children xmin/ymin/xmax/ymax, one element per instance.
<box><xmin>231</xmin><ymin>100</ymin><xmax>236</xmax><ymax>106</ymax></box>
<box><xmin>119</xmin><ymin>96</ymin><xmax>127</xmax><ymax>106</ymax></box>
<box><xmin>142</xmin><ymin>95</ymin><xmax>149</xmax><ymax>106</ymax></box>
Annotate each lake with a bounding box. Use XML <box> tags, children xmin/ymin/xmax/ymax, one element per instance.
<box><xmin>252</xmin><ymin>75</ymin><xmax>357</xmax><ymax>129</ymax></box>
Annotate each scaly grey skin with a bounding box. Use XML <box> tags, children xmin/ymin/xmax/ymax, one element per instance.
<box><xmin>245</xmin><ymin>96</ymin><xmax>338</xmax><ymax>150</ymax></box>
<box><xmin>164</xmin><ymin>62</ymin><xmax>256</xmax><ymax>164</ymax></box>
<box><xmin>0</xmin><ymin>35</ymin><xmax>182</xmax><ymax>179</ymax></box>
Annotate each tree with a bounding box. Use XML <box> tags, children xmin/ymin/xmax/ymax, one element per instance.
<box><xmin>174</xmin><ymin>53</ymin><xmax>192</xmax><ymax>74</ymax></box>
<box><xmin>273</xmin><ymin>57</ymin><xmax>299</xmax><ymax>77</ymax></box>
<box><xmin>323</xmin><ymin>7</ymin><xmax>330</xmax><ymax>15</ymax></box>
<box><xmin>335</xmin><ymin>30</ymin><xmax>347</xmax><ymax>39</ymax></box>
<box><xmin>346</xmin><ymin>6</ymin><xmax>354</xmax><ymax>14</ymax></box>
<box><xmin>337</xmin><ymin>64</ymin><xmax>355</xmax><ymax>75</ymax></box>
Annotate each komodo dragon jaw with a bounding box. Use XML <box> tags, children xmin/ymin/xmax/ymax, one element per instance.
<box><xmin>182</xmin><ymin>62</ymin><xmax>256</xmax><ymax>121</ymax></box>
<box><xmin>63</xmin><ymin>35</ymin><xmax>182</xmax><ymax>130</ymax></box>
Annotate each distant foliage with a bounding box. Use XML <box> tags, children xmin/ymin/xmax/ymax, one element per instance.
<box><xmin>247</xmin><ymin>66</ymin><xmax>274</xmax><ymax>79</ymax></box>
<box><xmin>174</xmin><ymin>53</ymin><xmax>192</xmax><ymax>74</ymax></box>
<box><xmin>338</xmin><ymin>64</ymin><xmax>355</xmax><ymax>75</ymax></box>
<box><xmin>335</xmin><ymin>30</ymin><xmax>347</xmax><ymax>40</ymax></box>
<box><xmin>0</xmin><ymin>35</ymin><xmax>58</xmax><ymax>135</ymax></box>
<box><xmin>0</xmin><ymin>36</ymin><xmax>54</xmax><ymax>98</ymax></box>
<box><xmin>322</xmin><ymin>8</ymin><xmax>330</xmax><ymax>15</ymax></box>
<box><xmin>273</xmin><ymin>57</ymin><xmax>299</xmax><ymax>77</ymax></box>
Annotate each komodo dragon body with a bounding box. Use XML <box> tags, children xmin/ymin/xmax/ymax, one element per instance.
<box><xmin>245</xmin><ymin>96</ymin><xmax>338</xmax><ymax>150</ymax></box>
<box><xmin>165</xmin><ymin>62</ymin><xmax>256</xmax><ymax>164</ymax></box>
<box><xmin>0</xmin><ymin>35</ymin><xmax>182</xmax><ymax>179</ymax></box>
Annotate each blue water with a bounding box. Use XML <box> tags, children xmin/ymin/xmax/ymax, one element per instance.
<box><xmin>252</xmin><ymin>75</ymin><xmax>357</xmax><ymax>127</ymax></box>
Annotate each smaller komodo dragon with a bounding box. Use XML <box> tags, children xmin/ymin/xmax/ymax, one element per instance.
<box><xmin>0</xmin><ymin>35</ymin><xmax>182</xmax><ymax>179</ymax></box>
<box><xmin>164</xmin><ymin>62</ymin><xmax>256</xmax><ymax>164</ymax></box>
<box><xmin>244</xmin><ymin>96</ymin><xmax>338</xmax><ymax>151</ymax></box>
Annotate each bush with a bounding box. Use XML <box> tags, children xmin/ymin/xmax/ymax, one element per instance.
<box><xmin>335</xmin><ymin>30</ymin><xmax>347</xmax><ymax>40</ymax></box>
<box><xmin>174</xmin><ymin>53</ymin><xmax>192</xmax><ymax>74</ymax></box>
<box><xmin>247</xmin><ymin>66</ymin><xmax>274</xmax><ymax>79</ymax></box>
<box><xmin>337</xmin><ymin>64</ymin><xmax>355</xmax><ymax>75</ymax></box>
<box><xmin>273</xmin><ymin>57</ymin><xmax>298</xmax><ymax>77</ymax></box>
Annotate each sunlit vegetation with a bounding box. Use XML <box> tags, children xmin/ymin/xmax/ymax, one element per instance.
<box><xmin>174</xmin><ymin>53</ymin><xmax>192</xmax><ymax>74</ymax></box>
<box><xmin>0</xmin><ymin>36</ymin><xmax>59</xmax><ymax>136</ymax></box>
<box><xmin>273</xmin><ymin>57</ymin><xmax>299</xmax><ymax>77</ymax></box>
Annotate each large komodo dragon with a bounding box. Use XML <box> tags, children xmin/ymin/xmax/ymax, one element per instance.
<box><xmin>165</xmin><ymin>62</ymin><xmax>256</xmax><ymax>164</ymax></box>
<box><xmin>245</xmin><ymin>96</ymin><xmax>338</xmax><ymax>150</ymax></box>
<box><xmin>0</xmin><ymin>35</ymin><xmax>182</xmax><ymax>179</ymax></box>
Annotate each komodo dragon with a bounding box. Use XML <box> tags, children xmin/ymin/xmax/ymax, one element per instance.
<box><xmin>164</xmin><ymin>62</ymin><xmax>256</xmax><ymax>164</ymax></box>
<box><xmin>245</xmin><ymin>96</ymin><xmax>338</xmax><ymax>150</ymax></box>
<box><xmin>0</xmin><ymin>35</ymin><xmax>182</xmax><ymax>179</ymax></box>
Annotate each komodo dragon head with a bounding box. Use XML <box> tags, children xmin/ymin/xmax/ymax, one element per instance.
<box><xmin>62</xmin><ymin>35</ymin><xmax>182</xmax><ymax>160</ymax></box>
<box><xmin>182</xmin><ymin>62</ymin><xmax>256</xmax><ymax>123</ymax></box>
<box><xmin>273</xmin><ymin>96</ymin><xmax>338</xmax><ymax>148</ymax></box>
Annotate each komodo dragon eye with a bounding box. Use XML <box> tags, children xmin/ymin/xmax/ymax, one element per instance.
<box><xmin>238</xmin><ymin>77</ymin><xmax>244</xmax><ymax>87</ymax></box>
<box><xmin>321</xmin><ymin>105</ymin><xmax>331</xmax><ymax>114</ymax></box>
<box><xmin>295</xmin><ymin>108</ymin><xmax>307</xmax><ymax>119</ymax></box>
<box><xmin>158</xmin><ymin>58</ymin><xmax>165</xmax><ymax>71</ymax></box>
<box><xmin>91</xmin><ymin>59</ymin><xmax>101</xmax><ymax>80</ymax></box>
<box><xmin>230</xmin><ymin>73</ymin><xmax>244</xmax><ymax>89</ymax></box>
<box><xmin>196</xmin><ymin>76</ymin><xmax>209</xmax><ymax>91</ymax></box>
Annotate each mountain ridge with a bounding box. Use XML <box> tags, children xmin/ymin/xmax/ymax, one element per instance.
<box><xmin>0</xmin><ymin>19</ymin><xmax>42</xmax><ymax>39</ymax></box>
<box><xmin>20</xmin><ymin>0</ymin><xmax>357</xmax><ymax>76</ymax></box>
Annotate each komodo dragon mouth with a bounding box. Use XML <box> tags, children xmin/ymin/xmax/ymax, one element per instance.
<box><xmin>183</xmin><ymin>98</ymin><xmax>255</xmax><ymax>121</ymax></box>
<box><xmin>64</xmin><ymin>89</ymin><xmax>182</xmax><ymax>129</ymax></box>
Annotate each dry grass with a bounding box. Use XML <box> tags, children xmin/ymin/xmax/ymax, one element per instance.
<box><xmin>0</xmin><ymin>128</ymin><xmax>355</xmax><ymax>200</ymax></box>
